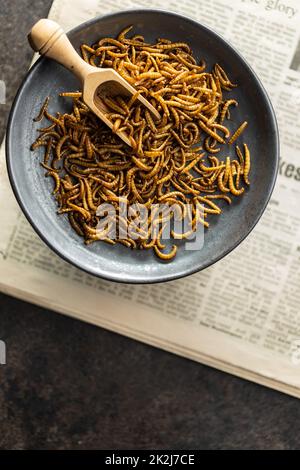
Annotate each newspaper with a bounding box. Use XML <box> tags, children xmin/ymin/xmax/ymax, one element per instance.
<box><xmin>1</xmin><ymin>0</ymin><xmax>300</xmax><ymax>397</ymax></box>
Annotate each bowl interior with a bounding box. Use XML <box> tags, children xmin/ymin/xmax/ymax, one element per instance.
<box><xmin>6</xmin><ymin>10</ymin><xmax>278</xmax><ymax>283</ymax></box>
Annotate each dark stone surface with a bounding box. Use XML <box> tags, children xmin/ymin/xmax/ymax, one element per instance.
<box><xmin>0</xmin><ymin>0</ymin><xmax>299</xmax><ymax>450</ymax></box>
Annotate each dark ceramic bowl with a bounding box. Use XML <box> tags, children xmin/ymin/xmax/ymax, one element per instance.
<box><xmin>6</xmin><ymin>9</ymin><xmax>279</xmax><ymax>283</ymax></box>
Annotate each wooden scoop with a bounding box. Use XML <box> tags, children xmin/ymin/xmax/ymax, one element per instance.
<box><xmin>28</xmin><ymin>19</ymin><xmax>160</xmax><ymax>146</ymax></box>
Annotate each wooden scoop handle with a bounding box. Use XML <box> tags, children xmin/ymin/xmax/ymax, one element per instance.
<box><xmin>28</xmin><ymin>19</ymin><xmax>93</xmax><ymax>83</ymax></box>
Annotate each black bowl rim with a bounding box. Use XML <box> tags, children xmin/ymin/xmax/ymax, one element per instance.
<box><xmin>6</xmin><ymin>8</ymin><xmax>279</xmax><ymax>284</ymax></box>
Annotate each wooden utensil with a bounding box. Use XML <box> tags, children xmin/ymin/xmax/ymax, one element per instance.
<box><xmin>28</xmin><ymin>19</ymin><xmax>160</xmax><ymax>146</ymax></box>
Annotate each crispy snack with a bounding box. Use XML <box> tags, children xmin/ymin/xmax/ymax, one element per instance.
<box><xmin>228</xmin><ymin>121</ymin><xmax>248</xmax><ymax>144</ymax></box>
<box><xmin>31</xmin><ymin>27</ymin><xmax>251</xmax><ymax>260</ymax></box>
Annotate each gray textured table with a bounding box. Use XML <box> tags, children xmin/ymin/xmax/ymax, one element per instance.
<box><xmin>0</xmin><ymin>0</ymin><xmax>299</xmax><ymax>450</ymax></box>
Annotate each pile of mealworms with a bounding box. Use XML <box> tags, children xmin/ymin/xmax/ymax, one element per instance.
<box><xmin>31</xmin><ymin>26</ymin><xmax>251</xmax><ymax>260</ymax></box>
